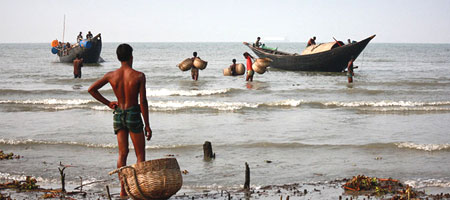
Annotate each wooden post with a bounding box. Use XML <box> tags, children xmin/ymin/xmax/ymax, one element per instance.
<box><xmin>203</xmin><ymin>141</ymin><xmax>215</xmax><ymax>161</ymax></box>
<box><xmin>106</xmin><ymin>185</ymin><xmax>112</xmax><ymax>200</ymax></box>
<box><xmin>244</xmin><ymin>162</ymin><xmax>250</xmax><ymax>190</ymax></box>
<box><xmin>58</xmin><ymin>165</ymin><xmax>66</xmax><ymax>192</ymax></box>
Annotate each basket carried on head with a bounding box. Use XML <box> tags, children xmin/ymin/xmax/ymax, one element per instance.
<box><xmin>109</xmin><ymin>158</ymin><xmax>183</xmax><ymax>200</ymax></box>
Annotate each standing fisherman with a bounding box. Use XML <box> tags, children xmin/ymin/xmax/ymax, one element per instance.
<box><xmin>347</xmin><ymin>56</ymin><xmax>358</xmax><ymax>83</ymax></box>
<box><xmin>244</xmin><ymin>52</ymin><xmax>254</xmax><ymax>82</ymax></box>
<box><xmin>73</xmin><ymin>54</ymin><xmax>83</xmax><ymax>78</ymax></box>
<box><xmin>191</xmin><ymin>52</ymin><xmax>199</xmax><ymax>81</ymax></box>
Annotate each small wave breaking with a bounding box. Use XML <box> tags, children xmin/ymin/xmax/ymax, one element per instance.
<box><xmin>1</xmin><ymin>98</ymin><xmax>449</xmax><ymax>112</ymax></box>
<box><xmin>146</xmin><ymin>88</ymin><xmax>231</xmax><ymax>97</ymax></box>
<box><xmin>405</xmin><ymin>179</ymin><xmax>450</xmax><ymax>188</ymax></box>
<box><xmin>395</xmin><ymin>142</ymin><xmax>450</xmax><ymax>152</ymax></box>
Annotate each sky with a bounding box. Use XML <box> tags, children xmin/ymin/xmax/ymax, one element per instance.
<box><xmin>1</xmin><ymin>0</ymin><xmax>449</xmax><ymax>43</ymax></box>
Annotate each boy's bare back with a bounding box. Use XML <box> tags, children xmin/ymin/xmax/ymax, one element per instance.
<box><xmin>107</xmin><ymin>67</ymin><xmax>145</xmax><ymax>110</ymax></box>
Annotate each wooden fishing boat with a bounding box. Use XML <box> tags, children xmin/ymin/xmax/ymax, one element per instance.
<box><xmin>54</xmin><ymin>33</ymin><xmax>102</xmax><ymax>63</ymax></box>
<box><xmin>243</xmin><ymin>35</ymin><xmax>375</xmax><ymax>72</ymax></box>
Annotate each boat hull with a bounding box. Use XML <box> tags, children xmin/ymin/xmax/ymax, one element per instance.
<box><xmin>245</xmin><ymin>35</ymin><xmax>375</xmax><ymax>72</ymax></box>
<box><xmin>58</xmin><ymin>34</ymin><xmax>102</xmax><ymax>63</ymax></box>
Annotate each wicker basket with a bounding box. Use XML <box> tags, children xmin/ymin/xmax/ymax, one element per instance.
<box><xmin>193</xmin><ymin>57</ymin><xmax>208</xmax><ymax>70</ymax></box>
<box><xmin>252</xmin><ymin>64</ymin><xmax>267</xmax><ymax>74</ymax></box>
<box><xmin>254</xmin><ymin>58</ymin><xmax>272</xmax><ymax>68</ymax></box>
<box><xmin>109</xmin><ymin>158</ymin><xmax>183</xmax><ymax>200</ymax></box>
<box><xmin>177</xmin><ymin>58</ymin><xmax>193</xmax><ymax>71</ymax></box>
<box><xmin>223</xmin><ymin>68</ymin><xmax>232</xmax><ymax>76</ymax></box>
<box><xmin>235</xmin><ymin>63</ymin><xmax>245</xmax><ymax>75</ymax></box>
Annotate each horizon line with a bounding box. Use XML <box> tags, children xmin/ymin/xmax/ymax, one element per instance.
<box><xmin>1</xmin><ymin>41</ymin><xmax>450</xmax><ymax>45</ymax></box>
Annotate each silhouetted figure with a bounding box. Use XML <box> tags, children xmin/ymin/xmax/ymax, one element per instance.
<box><xmin>307</xmin><ymin>36</ymin><xmax>316</xmax><ymax>47</ymax></box>
<box><xmin>191</xmin><ymin>52</ymin><xmax>199</xmax><ymax>81</ymax></box>
<box><xmin>230</xmin><ymin>59</ymin><xmax>237</xmax><ymax>76</ymax></box>
<box><xmin>255</xmin><ymin>37</ymin><xmax>261</xmax><ymax>48</ymax></box>
<box><xmin>77</xmin><ymin>32</ymin><xmax>83</xmax><ymax>42</ymax></box>
<box><xmin>86</xmin><ymin>31</ymin><xmax>93</xmax><ymax>39</ymax></box>
<box><xmin>73</xmin><ymin>54</ymin><xmax>83</xmax><ymax>78</ymax></box>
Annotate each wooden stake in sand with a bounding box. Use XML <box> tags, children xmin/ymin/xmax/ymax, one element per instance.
<box><xmin>244</xmin><ymin>162</ymin><xmax>250</xmax><ymax>190</ymax></box>
<box><xmin>203</xmin><ymin>141</ymin><xmax>215</xmax><ymax>161</ymax></box>
<box><xmin>58</xmin><ymin>162</ymin><xmax>67</xmax><ymax>192</ymax></box>
<box><xmin>106</xmin><ymin>185</ymin><xmax>112</xmax><ymax>200</ymax></box>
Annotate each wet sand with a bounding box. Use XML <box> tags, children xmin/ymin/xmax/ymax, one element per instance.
<box><xmin>2</xmin><ymin>177</ymin><xmax>450</xmax><ymax>199</ymax></box>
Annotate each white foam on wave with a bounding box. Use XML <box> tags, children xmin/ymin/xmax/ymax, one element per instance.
<box><xmin>148</xmin><ymin>100</ymin><xmax>259</xmax><ymax>111</ymax></box>
<box><xmin>0</xmin><ymin>138</ymin><xmax>198</xmax><ymax>150</ymax></box>
<box><xmin>324</xmin><ymin>100</ymin><xmax>450</xmax><ymax>107</ymax></box>
<box><xmin>0</xmin><ymin>138</ymin><xmax>117</xmax><ymax>148</ymax></box>
<box><xmin>146</xmin><ymin>88</ymin><xmax>230</xmax><ymax>97</ymax></box>
<box><xmin>0</xmin><ymin>172</ymin><xmax>54</xmax><ymax>184</ymax></box>
<box><xmin>395</xmin><ymin>142</ymin><xmax>450</xmax><ymax>152</ymax></box>
<box><xmin>0</xmin><ymin>172</ymin><xmax>102</xmax><ymax>188</ymax></box>
<box><xmin>264</xmin><ymin>99</ymin><xmax>304</xmax><ymax>107</ymax></box>
<box><xmin>147</xmin><ymin>99</ymin><xmax>303</xmax><ymax>111</ymax></box>
<box><xmin>361</xmin><ymin>107</ymin><xmax>450</xmax><ymax>112</ymax></box>
<box><xmin>0</xmin><ymin>99</ymin><xmax>94</xmax><ymax>105</ymax></box>
<box><xmin>405</xmin><ymin>179</ymin><xmax>450</xmax><ymax>188</ymax></box>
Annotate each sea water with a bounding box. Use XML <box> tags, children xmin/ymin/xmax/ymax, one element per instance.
<box><xmin>0</xmin><ymin>42</ymin><xmax>449</xmax><ymax>194</ymax></box>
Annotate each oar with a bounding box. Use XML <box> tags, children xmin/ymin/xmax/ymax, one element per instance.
<box><xmin>333</xmin><ymin>37</ymin><xmax>343</xmax><ymax>47</ymax></box>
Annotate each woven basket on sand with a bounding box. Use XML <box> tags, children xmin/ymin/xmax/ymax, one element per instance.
<box><xmin>109</xmin><ymin>158</ymin><xmax>183</xmax><ymax>200</ymax></box>
<box><xmin>193</xmin><ymin>57</ymin><xmax>208</xmax><ymax>70</ymax></box>
<box><xmin>178</xmin><ymin>58</ymin><xmax>193</xmax><ymax>71</ymax></box>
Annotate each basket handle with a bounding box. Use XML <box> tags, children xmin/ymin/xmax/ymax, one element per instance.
<box><xmin>108</xmin><ymin>166</ymin><xmax>134</xmax><ymax>175</ymax></box>
<box><xmin>108</xmin><ymin>165</ymin><xmax>151</xmax><ymax>200</ymax></box>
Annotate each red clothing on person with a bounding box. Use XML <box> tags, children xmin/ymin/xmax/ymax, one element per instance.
<box><xmin>246</xmin><ymin>57</ymin><xmax>253</xmax><ymax>71</ymax></box>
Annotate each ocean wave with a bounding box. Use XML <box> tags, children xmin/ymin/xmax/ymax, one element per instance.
<box><xmin>360</xmin><ymin>107</ymin><xmax>450</xmax><ymax>112</ymax></box>
<box><xmin>2</xmin><ymin>139</ymin><xmax>449</xmax><ymax>152</ymax></box>
<box><xmin>395</xmin><ymin>142</ymin><xmax>450</xmax><ymax>152</ymax></box>
<box><xmin>324</xmin><ymin>100</ymin><xmax>450</xmax><ymax>107</ymax></box>
<box><xmin>0</xmin><ymin>172</ymin><xmax>103</xmax><ymax>188</ymax></box>
<box><xmin>0</xmin><ymin>99</ymin><xmax>95</xmax><ymax>105</ymax></box>
<box><xmin>0</xmin><ymin>172</ymin><xmax>55</xmax><ymax>184</ymax></box>
<box><xmin>0</xmin><ymin>138</ymin><xmax>199</xmax><ymax>150</ymax></box>
<box><xmin>2</xmin><ymin>98</ymin><xmax>449</xmax><ymax>112</ymax></box>
<box><xmin>405</xmin><ymin>179</ymin><xmax>450</xmax><ymax>188</ymax></box>
<box><xmin>146</xmin><ymin>88</ymin><xmax>231</xmax><ymax>97</ymax></box>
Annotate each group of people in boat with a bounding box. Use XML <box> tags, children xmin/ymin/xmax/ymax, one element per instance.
<box><xmin>77</xmin><ymin>31</ymin><xmax>93</xmax><ymax>42</ymax></box>
<box><xmin>53</xmin><ymin>31</ymin><xmax>96</xmax><ymax>57</ymax></box>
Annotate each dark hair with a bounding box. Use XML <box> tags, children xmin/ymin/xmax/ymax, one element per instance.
<box><xmin>193</xmin><ymin>52</ymin><xmax>197</xmax><ymax>57</ymax></box>
<box><xmin>76</xmin><ymin>54</ymin><xmax>80</xmax><ymax>59</ymax></box>
<box><xmin>232</xmin><ymin>59</ymin><xmax>236</xmax><ymax>63</ymax></box>
<box><xmin>257</xmin><ymin>37</ymin><xmax>260</xmax><ymax>39</ymax></box>
<box><xmin>116</xmin><ymin>43</ymin><xmax>133</xmax><ymax>62</ymax></box>
<box><xmin>313</xmin><ymin>36</ymin><xmax>316</xmax><ymax>40</ymax></box>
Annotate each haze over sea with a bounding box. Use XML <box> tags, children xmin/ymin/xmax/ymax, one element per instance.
<box><xmin>1</xmin><ymin>41</ymin><xmax>450</xmax><ymax>195</ymax></box>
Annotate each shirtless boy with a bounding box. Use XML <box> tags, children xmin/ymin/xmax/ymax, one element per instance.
<box><xmin>88</xmin><ymin>43</ymin><xmax>152</xmax><ymax>197</ymax></box>
<box><xmin>73</xmin><ymin>54</ymin><xmax>83</xmax><ymax>78</ymax></box>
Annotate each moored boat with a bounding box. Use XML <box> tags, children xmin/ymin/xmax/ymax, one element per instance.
<box><xmin>243</xmin><ymin>35</ymin><xmax>375</xmax><ymax>72</ymax></box>
<box><xmin>51</xmin><ymin>33</ymin><xmax>102</xmax><ymax>63</ymax></box>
